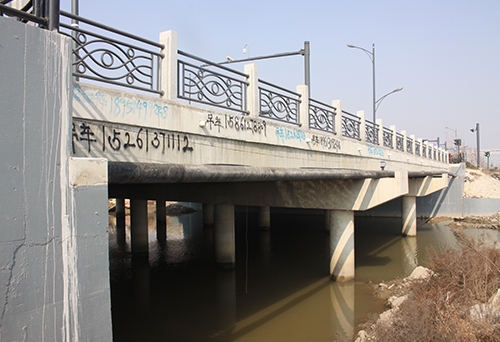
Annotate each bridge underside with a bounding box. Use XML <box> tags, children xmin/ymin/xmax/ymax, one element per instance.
<box><xmin>106</xmin><ymin>161</ymin><xmax>449</xmax><ymax>281</ymax></box>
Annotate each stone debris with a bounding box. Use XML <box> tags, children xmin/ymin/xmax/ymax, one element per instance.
<box><xmin>469</xmin><ymin>289</ymin><xmax>500</xmax><ymax>323</ymax></box>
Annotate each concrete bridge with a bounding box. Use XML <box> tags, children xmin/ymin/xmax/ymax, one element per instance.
<box><xmin>0</xmin><ymin>7</ymin><xmax>453</xmax><ymax>341</ymax></box>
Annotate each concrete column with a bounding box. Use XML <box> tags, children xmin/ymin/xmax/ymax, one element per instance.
<box><xmin>214</xmin><ymin>204</ymin><xmax>235</xmax><ymax>268</ymax></box>
<box><xmin>329</xmin><ymin>282</ymin><xmax>355</xmax><ymax>339</ymax></box>
<box><xmin>130</xmin><ymin>199</ymin><xmax>149</xmax><ymax>255</ymax></box>
<box><xmin>296</xmin><ymin>84</ymin><xmax>309</xmax><ymax>128</ymax></box>
<box><xmin>328</xmin><ymin>210</ymin><xmax>355</xmax><ymax>281</ymax></box>
<box><xmin>402</xmin><ymin>196</ymin><xmax>417</xmax><ymax>236</ymax></box>
<box><xmin>115</xmin><ymin>198</ymin><xmax>126</xmax><ymax>245</ymax></box>
<box><xmin>156</xmin><ymin>199</ymin><xmax>167</xmax><ymax>241</ymax></box>
<box><xmin>332</xmin><ymin>99</ymin><xmax>342</xmax><ymax>135</ymax></box>
<box><xmin>203</xmin><ymin>203</ymin><xmax>214</xmax><ymax>226</ymax></box>
<box><xmin>159</xmin><ymin>30</ymin><xmax>178</xmax><ymax>100</ymax></box>
<box><xmin>258</xmin><ymin>206</ymin><xmax>271</xmax><ymax>230</ymax></box>
<box><xmin>244</xmin><ymin>63</ymin><xmax>259</xmax><ymax>118</ymax></box>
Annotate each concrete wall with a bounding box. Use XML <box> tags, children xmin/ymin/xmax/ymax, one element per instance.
<box><xmin>0</xmin><ymin>17</ymin><xmax>112</xmax><ymax>341</ymax></box>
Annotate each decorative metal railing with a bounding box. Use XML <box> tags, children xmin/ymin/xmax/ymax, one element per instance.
<box><xmin>365</xmin><ymin>120</ymin><xmax>379</xmax><ymax>145</ymax></box>
<box><xmin>259</xmin><ymin>80</ymin><xmax>301</xmax><ymax>125</ymax></box>
<box><xmin>309</xmin><ymin>99</ymin><xmax>336</xmax><ymax>134</ymax></box>
<box><xmin>396</xmin><ymin>133</ymin><xmax>405</xmax><ymax>152</ymax></box>
<box><xmin>406</xmin><ymin>137</ymin><xmax>413</xmax><ymax>154</ymax></box>
<box><xmin>0</xmin><ymin>0</ymin><xmax>56</xmax><ymax>28</ymax></box>
<box><xmin>59</xmin><ymin>11</ymin><xmax>164</xmax><ymax>95</ymax></box>
<box><xmin>415</xmin><ymin>141</ymin><xmax>421</xmax><ymax>156</ymax></box>
<box><xmin>341</xmin><ymin>111</ymin><xmax>361</xmax><ymax>140</ymax></box>
<box><xmin>383</xmin><ymin>127</ymin><xmax>393</xmax><ymax>148</ymax></box>
<box><xmin>177</xmin><ymin>51</ymin><xmax>249</xmax><ymax>114</ymax></box>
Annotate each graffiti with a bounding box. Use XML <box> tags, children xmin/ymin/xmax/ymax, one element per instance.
<box><xmin>204</xmin><ymin>114</ymin><xmax>267</xmax><ymax>135</ymax></box>
<box><xmin>73</xmin><ymin>85</ymin><xmax>168</xmax><ymax>120</ymax></box>
<box><xmin>368</xmin><ymin>145</ymin><xmax>384</xmax><ymax>157</ymax></box>
<box><xmin>275</xmin><ymin>127</ymin><xmax>306</xmax><ymax>143</ymax></box>
<box><xmin>311</xmin><ymin>135</ymin><xmax>341</xmax><ymax>150</ymax></box>
<box><xmin>72</xmin><ymin>119</ymin><xmax>193</xmax><ymax>155</ymax></box>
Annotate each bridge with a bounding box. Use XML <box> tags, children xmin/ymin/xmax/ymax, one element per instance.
<box><xmin>0</xmin><ymin>4</ymin><xmax>453</xmax><ymax>341</ymax></box>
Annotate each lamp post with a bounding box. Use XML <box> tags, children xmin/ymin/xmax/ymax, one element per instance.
<box><xmin>470</xmin><ymin>123</ymin><xmax>480</xmax><ymax>168</ymax></box>
<box><xmin>347</xmin><ymin>43</ymin><xmax>375</xmax><ymax>123</ymax></box>
<box><xmin>375</xmin><ymin>87</ymin><xmax>403</xmax><ymax>113</ymax></box>
<box><xmin>219</xmin><ymin>41</ymin><xmax>311</xmax><ymax>95</ymax></box>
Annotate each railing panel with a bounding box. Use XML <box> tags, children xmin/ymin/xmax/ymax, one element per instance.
<box><xmin>406</xmin><ymin>137</ymin><xmax>413</xmax><ymax>154</ymax></box>
<box><xmin>341</xmin><ymin>111</ymin><xmax>361</xmax><ymax>140</ymax></box>
<box><xmin>178</xmin><ymin>52</ymin><xmax>249</xmax><ymax>114</ymax></box>
<box><xmin>365</xmin><ymin>120</ymin><xmax>379</xmax><ymax>145</ymax></box>
<box><xmin>415</xmin><ymin>141</ymin><xmax>421</xmax><ymax>156</ymax></box>
<box><xmin>259</xmin><ymin>80</ymin><xmax>300</xmax><ymax>125</ymax></box>
<box><xmin>383</xmin><ymin>127</ymin><xmax>393</xmax><ymax>149</ymax></box>
<box><xmin>309</xmin><ymin>99</ymin><xmax>336</xmax><ymax>134</ymax></box>
<box><xmin>396</xmin><ymin>133</ymin><xmax>405</xmax><ymax>152</ymax></box>
<box><xmin>60</xmin><ymin>11</ymin><xmax>164</xmax><ymax>95</ymax></box>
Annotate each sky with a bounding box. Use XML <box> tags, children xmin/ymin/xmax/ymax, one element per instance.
<box><xmin>60</xmin><ymin>0</ymin><xmax>500</xmax><ymax>150</ymax></box>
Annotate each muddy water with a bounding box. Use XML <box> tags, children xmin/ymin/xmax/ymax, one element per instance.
<box><xmin>107</xmin><ymin>207</ymin><xmax>466</xmax><ymax>341</ymax></box>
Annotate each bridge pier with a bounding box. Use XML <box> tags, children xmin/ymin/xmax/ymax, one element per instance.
<box><xmin>203</xmin><ymin>203</ymin><xmax>214</xmax><ymax>226</ymax></box>
<box><xmin>258</xmin><ymin>206</ymin><xmax>271</xmax><ymax>230</ymax></box>
<box><xmin>131</xmin><ymin>199</ymin><xmax>149</xmax><ymax>256</ymax></box>
<box><xmin>328</xmin><ymin>210</ymin><xmax>355</xmax><ymax>282</ymax></box>
<box><xmin>115</xmin><ymin>198</ymin><xmax>126</xmax><ymax>245</ymax></box>
<box><xmin>214</xmin><ymin>204</ymin><xmax>235</xmax><ymax>268</ymax></box>
<box><xmin>156</xmin><ymin>199</ymin><xmax>167</xmax><ymax>242</ymax></box>
<box><xmin>402</xmin><ymin>195</ymin><xmax>417</xmax><ymax>237</ymax></box>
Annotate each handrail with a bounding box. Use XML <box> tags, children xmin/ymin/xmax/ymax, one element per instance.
<box><xmin>0</xmin><ymin>3</ymin><xmax>47</xmax><ymax>25</ymax></box>
<box><xmin>259</xmin><ymin>79</ymin><xmax>301</xmax><ymax>125</ymax></box>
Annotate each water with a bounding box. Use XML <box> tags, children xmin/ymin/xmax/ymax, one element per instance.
<box><xmin>107</xmin><ymin>206</ymin><xmax>473</xmax><ymax>341</ymax></box>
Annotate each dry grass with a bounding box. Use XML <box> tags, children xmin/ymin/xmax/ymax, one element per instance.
<box><xmin>363</xmin><ymin>231</ymin><xmax>500</xmax><ymax>341</ymax></box>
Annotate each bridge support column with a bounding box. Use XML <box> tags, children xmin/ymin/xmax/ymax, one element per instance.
<box><xmin>402</xmin><ymin>196</ymin><xmax>417</xmax><ymax>237</ymax></box>
<box><xmin>156</xmin><ymin>199</ymin><xmax>167</xmax><ymax>242</ymax></box>
<box><xmin>203</xmin><ymin>203</ymin><xmax>214</xmax><ymax>226</ymax></box>
<box><xmin>214</xmin><ymin>204</ymin><xmax>235</xmax><ymax>268</ymax></box>
<box><xmin>328</xmin><ymin>210</ymin><xmax>355</xmax><ymax>282</ymax></box>
<box><xmin>130</xmin><ymin>199</ymin><xmax>149</xmax><ymax>255</ymax></box>
<box><xmin>258</xmin><ymin>206</ymin><xmax>271</xmax><ymax>230</ymax></box>
<box><xmin>115</xmin><ymin>198</ymin><xmax>126</xmax><ymax>244</ymax></box>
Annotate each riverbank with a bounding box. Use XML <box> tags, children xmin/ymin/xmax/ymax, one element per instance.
<box><xmin>351</xmin><ymin>214</ymin><xmax>500</xmax><ymax>342</ymax></box>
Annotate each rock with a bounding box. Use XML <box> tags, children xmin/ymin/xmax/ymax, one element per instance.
<box><xmin>406</xmin><ymin>266</ymin><xmax>434</xmax><ymax>281</ymax></box>
<box><xmin>469</xmin><ymin>289</ymin><xmax>500</xmax><ymax>322</ymax></box>
<box><xmin>387</xmin><ymin>294</ymin><xmax>408</xmax><ymax>309</ymax></box>
<box><xmin>354</xmin><ymin>329</ymin><xmax>367</xmax><ymax>342</ymax></box>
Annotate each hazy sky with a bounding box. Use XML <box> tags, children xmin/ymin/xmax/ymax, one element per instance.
<box><xmin>61</xmin><ymin>0</ymin><xmax>500</xmax><ymax>150</ymax></box>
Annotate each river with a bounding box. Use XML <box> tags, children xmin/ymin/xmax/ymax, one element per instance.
<box><xmin>107</xmin><ymin>205</ymin><xmax>468</xmax><ymax>341</ymax></box>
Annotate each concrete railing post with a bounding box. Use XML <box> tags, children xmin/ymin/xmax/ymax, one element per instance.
<box><xmin>244</xmin><ymin>63</ymin><xmax>259</xmax><ymax>119</ymax></box>
<box><xmin>417</xmin><ymin>138</ymin><xmax>423</xmax><ymax>157</ymax></box>
<box><xmin>409</xmin><ymin>134</ymin><xmax>415</xmax><ymax>155</ymax></box>
<box><xmin>159</xmin><ymin>30</ymin><xmax>178</xmax><ymax>100</ymax></box>
<box><xmin>358</xmin><ymin>110</ymin><xmax>366</xmax><ymax>143</ymax></box>
<box><xmin>296</xmin><ymin>84</ymin><xmax>309</xmax><ymax>128</ymax></box>
<box><xmin>390</xmin><ymin>125</ymin><xmax>397</xmax><ymax>151</ymax></box>
<box><xmin>376</xmin><ymin>118</ymin><xmax>383</xmax><ymax>146</ymax></box>
<box><xmin>332</xmin><ymin>100</ymin><xmax>342</xmax><ymax>135</ymax></box>
<box><xmin>401</xmin><ymin>130</ymin><xmax>407</xmax><ymax>154</ymax></box>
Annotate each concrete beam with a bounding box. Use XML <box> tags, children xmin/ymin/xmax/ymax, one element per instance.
<box><xmin>408</xmin><ymin>173</ymin><xmax>449</xmax><ymax>197</ymax></box>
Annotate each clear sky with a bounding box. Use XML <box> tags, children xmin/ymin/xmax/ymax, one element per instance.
<box><xmin>61</xmin><ymin>0</ymin><xmax>500</xmax><ymax>150</ymax></box>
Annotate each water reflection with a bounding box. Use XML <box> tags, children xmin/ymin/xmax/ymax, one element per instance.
<box><xmin>108</xmin><ymin>207</ymin><xmax>468</xmax><ymax>341</ymax></box>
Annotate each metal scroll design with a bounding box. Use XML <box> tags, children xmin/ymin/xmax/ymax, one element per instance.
<box><xmin>60</xmin><ymin>11</ymin><xmax>164</xmax><ymax>95</ymax></box>
<box><xmin>309</xmin><ymin>99</ymin><xmax>336</xmax><ymax>134</ymax></box>
<box><xmin>178</xmin><ymin>59</ymin><xmax>248</xmax><ymax>114</ymax></box>
<box><xmin>259</xmin><ymin>80</ymin><xmax>300</xmax><ymax>125</ymax></box>
<box><xmin>365</xmin><ymin>120</ymin><xmax>379</xmax><ymax>145</ymax></box>
<box><xmin>406</xmin><ymin>137</ymin><xmax>413</xmax><ymax>154</ymax></box>
<box><xmin>341</xmin><ymin>111</ymin><xmax>361</xmax><ymax>140</ymax></box>
<box><xmin>383</xmin><ymin>127</ymin><xmax>393</xmax><ymax>148</ymax></box>
<box><xmin>415</xmin><ymin>141</ymin><xmax>421</xmax><ymax>156</ymax></box>
<box><xmin>396</xmin><ymin>133</ymin><xmax>405</xmax><ymax>152</ymax></box>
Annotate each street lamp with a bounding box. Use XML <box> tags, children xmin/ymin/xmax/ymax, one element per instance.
<box><xmin>219</xmin><ymin>41</ymin><xmax>311</xmax><ymax>95</ymax></box>
<box><xmin>375</xmin><ymin>87</ymin><xmax>403</xmax><ymax>113</ymax></box>
<box><xmin>470</xmin><ymin>123</ymin><xmax>480</xmax><ymax>168</ymax></box>
<box><xmin>347</xmin><ymin>43</ymin><xmax>375</xmax><ymax>123</ymax></box>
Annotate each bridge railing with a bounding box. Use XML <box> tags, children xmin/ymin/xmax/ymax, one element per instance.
<box><xmin>341</xmin><ymin>110</ymin><xmax>361</xmax><ymax>140</ymax></box>
<box><xmin>177</xmin><ymin>51</ymin><xmax>249</xmax><ymax>114</ymax></box>
<box><xmin>365</xmin><ymin>119</ymin><xmax>379</xmax><ymax>145</ymax></box>
<box><xmin>258</xmin><ymin>79</ymin><xmax>301</xmax><ymax>125</ymax></box>
<box><xmin>309</xmin><ymin>99</ymin><xmax>336</xmax><ymax>134</ymax></box>
<box><xmin>59</xmin><ymin>11</ymin><xmax>164</xmax><ymax>95</ymax></box>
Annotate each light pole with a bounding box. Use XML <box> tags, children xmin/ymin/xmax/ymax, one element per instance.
<box><xmin>347</xmin><ymin>43</ymin><xmax>375</xmax><ymax>123</ymax></box>
<box><xmin>375</xmin><ymin>87</ymin><xmax>403</xmax><ymax>113</ymax></box>
<box><xmin>219</xmin><ymin>41</ymin><xmax>311</xmax><ymax>95</ymax></box>
<box><xmin>470</xmin><ymin>123</ymin><xmax>480</xmax><ymax>168</ymax></box>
